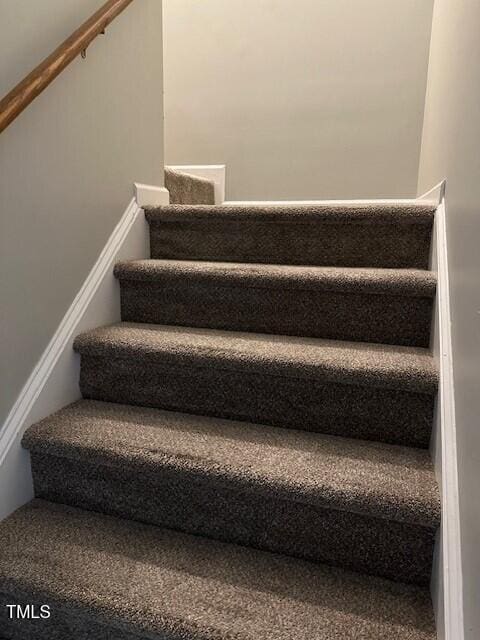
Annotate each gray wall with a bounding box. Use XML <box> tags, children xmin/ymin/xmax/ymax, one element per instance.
<box><xmin>417</xmin><ymin>2</ymin><xmax>480</xmax><ymax>638</ymax></box>
<box><xmin>0</xmin><ymin>0</ymin><xmax>164</xmax><ymax>426</ymax></box>
<box><xmin>163</xmin><ymin>0</ymin><xmax>433</xmax><ymax>200</ymax></box>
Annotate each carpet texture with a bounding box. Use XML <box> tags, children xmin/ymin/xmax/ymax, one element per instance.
<box><xmin>165</xmin><ymin>168</ymin><xmax>215</xmax><ymax>205</ymax></box>
<box><xmin>0</xmin><ymin>199</ymin><xmax>440</xmax><ymax>637</ymax></box>
<box><xmin>74</xmin><ymin>322</ymin><xmax>437</xmax><ymax>447</ymax></box>
<box><xmin>24</xmin><ymin>400</ymin><xmax>439</xmax><ymax>584</ymax></box>
<box><xmin>115</xmin><ymin>260</ymin><xmax>436</xmax><ymax>346</ymax></box>
<box><xmin>145</xmin><ymin>203</ymin><xmax>435</xmax><ymax>268</ymax></box>
<box><xmin>0</xmin><ymin>500</ymin><xmax>436</xmax><ymax>639</ymax></box>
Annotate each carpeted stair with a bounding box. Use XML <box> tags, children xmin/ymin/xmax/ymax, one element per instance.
<box><xmin>24</xmin><ymin>399</ymin><xmax>439</xmax><ymax>585</ymax></box>
<box><xmin>0</xmin><ymin>201</ymin><xmax>440</xmax><ymax>639</ymax></box>
<box><xmin>146</xmin><ymin>203</ymin><xmax>435</xmax><ymax>267</ymax></box>
<box><xmin>115</xmin><ymin>260</ymin><xmax>436</xmax><ymax>346</ymax></box>
<box><xmin>73</xmin><ymin>322</ymin><xmax>437</xmax><ymax>447</ymax></box>
<box><xmin>0</xmin><ymin>500</ymin><xmax>436</xmax><ymax>640</ymax></box>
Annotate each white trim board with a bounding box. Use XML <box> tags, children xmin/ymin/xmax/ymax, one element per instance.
<box><xmin>135</xmin><ymin>183</ymin><xmax>170</xmax><ymax>207</ymax></box>
<box><xmin>421</xmin><ymin>182</ymin><xmax>464</xmax><ymax>640</ymax></box>
<box><xmin>223</xmin><ymin>198</ymin><xmax>421</xmax><ymax>206</ymax></box>
<box><xmin>419</xmin><ymin>181</ymin><xmax>445</xmax><ymax>205</ymax></box>
<box><xmin>167</xmin><ymin>165</ymin><xmax>225</xmax><ymax>204</ymax></box>
<box><xmin>0</xmin><ymin>185</ymin><xmax>167</xmax><ymax>521</ymax></box>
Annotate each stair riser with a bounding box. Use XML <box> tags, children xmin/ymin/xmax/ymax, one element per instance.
<box><xmin>119</xmin><ymin>281</ymin><xmax>433</xmax><ymax>347</ymax></box>
<box><xmin>149</xmin><ymin>221</ymin><xmax>432</xmax><ymax>269</ymax></box>
<box><xmin>79</xmin><ymin>356</ymin><xmax>434</xmax><ymax>447</ymax></box>
<box><xmin>30</xmin><ymin>454</ymin><xmax>435</xmax><ymax>585</ymax></box>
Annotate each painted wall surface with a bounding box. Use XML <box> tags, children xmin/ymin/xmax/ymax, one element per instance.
<box><xmin>417</xmin><ymin>2</ymin><xmax>480</xmax><ymax>638</ymax></box>
<box><xmin>163</xmin><ymin>0</ymin><xmax>433</xmax><ymax>200</ymax></box>
<box><xmin>0</xmin><ymin>0</ymin><xmax>164</xmax><ymax>426</ymax></box>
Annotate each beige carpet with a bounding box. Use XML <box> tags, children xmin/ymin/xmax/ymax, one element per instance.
<box><xmin>165</xmin><ymin>167</ymin><xmax>215</xmax><ymax>204</ymax></box>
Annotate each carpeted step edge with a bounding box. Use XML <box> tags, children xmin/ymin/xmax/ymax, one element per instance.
<box><xmin>73</xmin><ymin>324</ymin><xmax>439</xmax><ymax>394</ymax></box>
<box><xmin>144</xmin><ymin>202</ymin><xmax>436</xmax><ymax>225</ymax></box>
<box><xmin>22</xmin><ymin>409</ymin><xmax>441</xmax><ymax>529</ymax></box>
<box><xmin>113</xmin><ymin>260</ymin><xmax>437</xmax><ymax>298</ymax></box>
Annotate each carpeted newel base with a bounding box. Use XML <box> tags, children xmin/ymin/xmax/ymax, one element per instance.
<box><xmin>164</xmin><ymin>167</ymin><xmax>215</xmax><ymax>205</ymax></box>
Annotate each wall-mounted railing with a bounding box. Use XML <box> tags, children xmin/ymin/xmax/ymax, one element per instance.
<box><xmin>0</xmin><ymin>0</ymin><xmax>134</xmax><ymax>134</ymax></box>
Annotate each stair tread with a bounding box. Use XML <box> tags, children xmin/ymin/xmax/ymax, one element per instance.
<box><xmin>114</xmin><ymin>260</ymin><xmax>437</xmax><ymax>297</ymax></box>
<box><xmin>73</xmin><ymin>322</ymin><xmax>438</xmax><ymax>393</ymax></box>
<box><xmin>24</xmin><ymin>400</ymin><xmax>440</xmax><ymax>528</ymax></box>
<box><xmin>0</xmin><ymin>499</ymin><xmax>435</xmax><ymax>640</ymax></box>
<box><xmin>145</xmin><ymin>202</ymin><xmax>436</xmax><ymax>224</ymax></box>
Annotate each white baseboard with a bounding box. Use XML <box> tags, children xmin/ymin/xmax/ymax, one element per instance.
<box><xmin>166</xmin><ymin>165</ymin><xmax>225</xmax><ymax>204</ymax></box>
<box><xmin>0</xmin><ymin>192</ymin><xmax>153</xmax><ymax>521</ymax></box>
<box><xmin>421</xmin><ymin>182</ymin><xmax>464</xmax><ymax>640</ymax></box>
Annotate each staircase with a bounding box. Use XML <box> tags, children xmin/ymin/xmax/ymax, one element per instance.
<box><xmin>0</xmin><ymin>202</ymin><xmax>440</xmax><ymax>639</ymax></box>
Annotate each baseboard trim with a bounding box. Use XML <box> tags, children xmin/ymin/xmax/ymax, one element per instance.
<box><xmin>166</xmin><ymin>165</ymin><xmax>225</xmax><ymax>204</ymax></box>
<box><xmin>422</xmin><ymin>182</ymin><xmax>464</xmax><ymax>640</ymax></box>
<box><xmin>0</xmin><ymin>193</ymin><xmax>151</xmax><ymax>520</ymax></box>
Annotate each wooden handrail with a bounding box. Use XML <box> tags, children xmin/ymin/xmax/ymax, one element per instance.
<box><xmin>0</xmin><ymin>0</ymin><xmax>134</xmax><ymax>134</ymax></box>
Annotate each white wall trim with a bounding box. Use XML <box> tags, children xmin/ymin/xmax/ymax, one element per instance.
<box><xmin>167</xmin><ymin>165</ymin><xmax>226</xmax><ymax>204</ymax></box>
<box><xmin>421</xmin><ymin>182</ymin><xmax>464</xmax><ymax>640</ymax></box>
<box><xmin>135</xmin><ymin>182</ymin><xmax>170</xmax><ymax>207</ymax></box>
<box><xmin>0</xmin><ymin>191</ymin><xmax>152</xmax><ymax>520</ymax></box>
<box><xmin>0</xmin><ymin>197</ymin><xmax>138</xmax><ymax>469</ymax></box>
<box><xmin>419</xmin><ymin>181</ymin><xmax>445</xmax><ymax>205</ymax></box>
<box><xmin>224</xmin><ymin>198</ymin><xmax>422</xmax><ymax>206</ymax></box>
<box><xmin>435</xmin><ymin>194</ymin><xmax>464</xmax><ymax>640</ymax></box>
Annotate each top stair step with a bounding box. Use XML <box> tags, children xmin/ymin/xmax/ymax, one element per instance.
<box><xmin>145</xmin><ymin>202</ymin><xmax>436</xmax><ymax>268</ymax></box>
